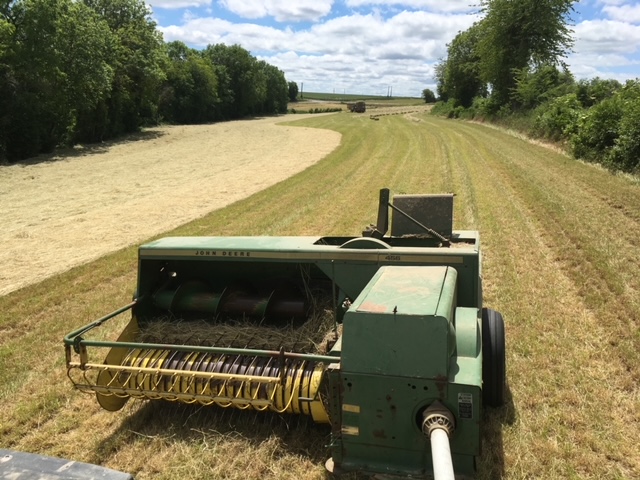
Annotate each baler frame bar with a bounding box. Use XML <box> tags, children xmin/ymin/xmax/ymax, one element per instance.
<box><xmin>69</xmin><ymin>362</ymin><xmax>286</xmax><ymax>384</ymax></box>
<box><xmin>64</xmin><ymin>302</ymin><xmax>339</xmax><ymax>366</ymax></box>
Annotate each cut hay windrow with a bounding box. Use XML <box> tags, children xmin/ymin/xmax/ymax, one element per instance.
<box><xmin>136</xmin><ymin>296</ymin><xmax>339</xmax><ymax>355</ymax></box>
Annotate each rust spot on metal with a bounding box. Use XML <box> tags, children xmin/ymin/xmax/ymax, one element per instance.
<box><xmin>359</xmin><ymin>301</ymin><xmax>388</xmax><ymax>313</ymax></box>
<box><xmin>372</xmin><ymin>429</ymin><xmax>387</xmax><ymax>439</ymax></box>
<box><xmin>434</xmin><ymin>374</ymin><xmax>448</xmax><ymax>397</ymax></box>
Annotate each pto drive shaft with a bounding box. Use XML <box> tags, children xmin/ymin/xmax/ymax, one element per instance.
<box><xmin>421</xmin><ymin>401</ymin><xmax>456</xmax><ymax>480</ymax></box>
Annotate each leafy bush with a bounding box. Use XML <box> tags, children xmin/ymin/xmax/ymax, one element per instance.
<box><xmin>469</xmin><ymin>96</ymin><xmax>490</xmax><ymax>120</ymax></box>
<box><xmin>432</xmin><ymin>95</ymin><xmax>517</xmax><ymax>121</ymax></box>
<box><xmin>532</xmin><ymin>93</ymin><xmax>583</xmax><ymax>141</ymax></box>
<box><xmin>606</xmin><ymin>81</ymin><xmax>640</xmax><ymax>172</ymax></box>
<box><xmin>512</xmin><ymin>65</ymin><xmax>575</xmax><ymax>110</ymax></box>
<box><xmin>431</xmin><ymin>99</ymin><xmax>458</xmax><ymax>118</ymax></box>
<box><xmin>478</xmin><ymin>95</ymin><xmax>504</xmax><ymax>117</ymax></box>
<box><xmin>422</xmin><ymin>88</ymin><xmax>436</xmax><ymax>103</ymax></box>
<box><xmin>570</xmin><ymin>95</ymin><xmax>623</xmax><ymax>161</ymax></box>
<box><xmin>571</xmin><ymin>80</ymin><xmax>640</xmax><ymax>172</ymax></box>
<box><xmin>575</xmin><ymin>77</ymin><xmax>622</xmax><ymax>108</ymax></box>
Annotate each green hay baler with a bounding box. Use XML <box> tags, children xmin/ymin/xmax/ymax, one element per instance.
<box><xmin>64</xmin><ymin>189</ymin><xmax>506</xmax><ymax>478</ymax></box>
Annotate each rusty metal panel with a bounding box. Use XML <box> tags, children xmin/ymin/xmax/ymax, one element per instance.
<box><xmin>391</xmin><ymin>194</ymin><xmax>454</xmax><ymax>238</ymax></box>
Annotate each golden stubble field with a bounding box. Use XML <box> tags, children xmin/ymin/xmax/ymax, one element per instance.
<box><xmin>1</xmin><ymin>110</ymin><xmax>639</xmax><ymax>480</ymax></box>
<box><xmin>0</xmin><ymin>115</ymin><xmax>341</xmax><ymax>295</ymax></box>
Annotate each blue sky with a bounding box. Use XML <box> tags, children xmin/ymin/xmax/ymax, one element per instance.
<box><xmin>148</xmin><ymin>1</ymin><xmax>640</xmax><ymax>97</ymax></box>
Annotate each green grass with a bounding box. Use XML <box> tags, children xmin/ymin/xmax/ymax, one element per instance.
<box><xmin>1</xmin><ymin>112</ymin><xmax>639</xmax><ymax>479</ymax></box>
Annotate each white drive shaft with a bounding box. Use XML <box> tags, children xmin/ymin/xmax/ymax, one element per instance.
<box><xmin>429</xmin><ymin>427</ymin><xmax>455</xmax><ymax>480</ymax></box>
<box><xmin>421</xmin><ymin>400</ymin><xmax>456</xmax><ymax>480</ymax></box>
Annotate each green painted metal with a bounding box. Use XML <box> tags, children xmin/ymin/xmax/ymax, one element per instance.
<box><xmin>341</xmin><ymin>266</ymin><xmax>457</xmax><ymax>378</ymax></box>
<box><xmin>454</xmin><ymin>307</ymin><xmax>481</xmax><ymax>359</ymax></box>
<box><xmin>65</xmin><ymin>220</ymin><xmax>489</xmax><ymax>477</ymax></box>
<box><xmin>64</xmin><ymin>315</ymin><xmax>340</xmax><ymax>365</ymax></box>
<box><xmin>330</xmin><ymin>265</ymin><xmax>482</xmax><ymax>477</ymax></box>
<box><xmin>135</xmin><ymin>232</ymin><xmax>482</xmax><ymax>310</ymax></box>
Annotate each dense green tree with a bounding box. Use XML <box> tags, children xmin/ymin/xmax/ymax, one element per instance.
<box><xmin>158</xmin><ymin>41</ymin><xmax>219</xmax><ymax>124</ymax></box>
<box><xmin>158</xmin><ymin>41</ymin><xmax>290</xmax><ymax>123</ymax></box>
<box><xmin>0</xmin><ymin>12</ymin><xmax>15</xmax><ymax>161</ymax></box>
<box><xmin>433</xmin><ymin>61</ymin><xmax>448</xmax><ymax>102</ymax></box>
<box><xmin>203</xmin><ymin>44</ymin><xmax>260</xmax><ymax>119</ymax></box>
<box><xmin>435</xmin><ymin>24</ymin><xmax>486</xmax><ymax>108</ymax></box>
<box><xmin>77</xmin><ymin>0</ymin><xmax>165</xmax><ymax>141</ymax></box>
<box><xmin>258</xmin><ymin>61</ymin><xmax>288</xmax><ymax>114</ymax></box>
<box><xmin>3</xmin><ymin>0</ymin><xmax>113</xmax><ymax>159</ymax></box>
<box><xmin>422</xmin><ymin>88</ymin><xmax>436</xmax><ymax>103</ymax></box>
<box><xmin>0</xmin><ymin>12</ymin><xmax>12</xmax><ymax>54</ymax></box>
<box><xmin>477</xmin><ymin>0</ymin><xmax>575</xmax><ymax>106</ymax></box>
<box><xmin>0</xmin><ymin>1</ymin><xmax>300</xmax><ymax>161</ymax></box>
<box><xmin>288</xmin><ymin>81</ymin><xmax>299</xmax><ymax>102</ymax></box>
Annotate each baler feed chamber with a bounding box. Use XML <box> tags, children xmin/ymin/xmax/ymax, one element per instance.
<box><xmin>65</xmin><ymin>255</ymin><xmax>345</xmax><ymax>422</ymax></box>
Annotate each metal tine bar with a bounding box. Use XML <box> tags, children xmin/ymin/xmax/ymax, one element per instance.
<box><xmin>71</xmin><ymin>362</ymin><xmax>282</xmax><ymax>383</ymax></box>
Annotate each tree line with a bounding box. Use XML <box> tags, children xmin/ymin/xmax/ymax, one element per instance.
<box><xmin>0</xmin><ymin>0</ymin><xmax>291</xmax><ymax>162</ymax></box>
<box><xmin>431</xmin><ymin>0</ymin><xmax>640</xmax><ymax>174</ymax></box>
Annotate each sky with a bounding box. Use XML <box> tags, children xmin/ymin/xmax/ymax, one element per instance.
<box><xmin>149</xmin><ymin>0</ymin><xmax>640</xmax><ymax>98</ymax></box>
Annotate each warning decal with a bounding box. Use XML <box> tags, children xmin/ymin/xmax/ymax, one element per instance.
<box><xmin>458</xmin><ymin>392</ymin><xmax>473</xmax><ymax>419</ymax></box>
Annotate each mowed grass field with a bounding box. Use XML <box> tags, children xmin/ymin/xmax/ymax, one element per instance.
<box><xmin>1</xmin><ymin>111</ymin><xmax>639</xmax><ymax>479</ymax></box>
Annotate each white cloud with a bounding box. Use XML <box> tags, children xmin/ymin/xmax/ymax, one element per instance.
<box><xmin>602</xmin><ymin>4</ymin><xmax>640</xmax><ymax>22</ymax></box>
<box><xmin>261</xmin><ymin>51</ymin><xmax>435</xmax><ymax>96</ymax></box>
<box><xmin>219</xmin><ymin>0</ymin><xmax>334</xmax><ymax>22</ymax></box>
<box><xmin>596</xmin><ymin>0</ymin><xmax>627</xmax><ymax>6</ymax></box>
<box><xmin>149</xmin><ymin>0</ymin><xmax>212</xmax><ymax>8</ymax></box>
<box><xmin>569</xmin><ymin>52</ymin><xmax>637</xmax><ymax>69</ymax></box>
<box><xmin>160</xmin><ymin>18</ymin><xmax>290</xmax><ymax>50</ymax></box>
<box><xmin>568</xmin><ymin>13</ymin><xmax>640</xmax><ymax>81</ymax></box>
<box><xmin>158</xmin><ymin>8</ymin><xmax>478</xmax><ymax>95</ymax></box>
<box><xmin>566</xmin><ymin>58</ymin><xmax>640</xmax><ymax>82</ymax></box>
<box><xmin>574</xmin><ymin>19</ymin><xmax>640</xmax><ymax>54</ymax></box>
<box><xmin>157</xmin><ymin>3</ymin><xmax>640</xmax><ymax>94</ymax></box>
<box><xmin>159</xmin><ymin>10</ymin><xmax>475</xmax><ymax>56</ymax></box>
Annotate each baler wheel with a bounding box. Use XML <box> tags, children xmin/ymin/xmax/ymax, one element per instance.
<box><xmin>482</xmin><ymin>308</ymin><xmax>506</xmax><ymax>407</ymax></box>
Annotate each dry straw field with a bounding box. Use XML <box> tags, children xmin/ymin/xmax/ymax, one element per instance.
<box><xmin>1</xmin><ymin>110</ymin><xmax>639</xmax><ymax>480</ymax></box>
<box><xmin>0</xmin><ymin>115</ymin><xmax>341</xmax><ymax>296</ymax></box>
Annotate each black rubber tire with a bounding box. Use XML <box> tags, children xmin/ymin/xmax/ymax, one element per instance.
<box><xmin>482</xmin><ymin>308</ymin><xmax>506</xmax><ymax>407</ymax></box>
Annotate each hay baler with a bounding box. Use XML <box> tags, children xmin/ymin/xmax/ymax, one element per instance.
<box><xmin>64</xmin><ymin>189</ymin><xmax>506</xmax><ymax>479</ymax></box>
